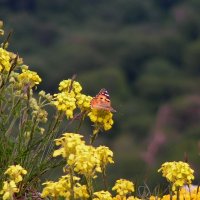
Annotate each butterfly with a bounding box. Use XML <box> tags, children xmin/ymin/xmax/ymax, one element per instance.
<box><xmin>91</xmin><ymin>88</ymin><xmax>116</xmax><ymax>112</ymax></box>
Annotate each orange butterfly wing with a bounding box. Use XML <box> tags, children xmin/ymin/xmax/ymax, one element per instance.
<box><xmin>91</xmin><ymin>89</ymin><xmax>116</xmax><ymax>112</ymax></box>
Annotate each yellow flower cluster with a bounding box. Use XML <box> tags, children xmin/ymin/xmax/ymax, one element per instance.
<box><xmin>53</xmin><ymin>133</ymin><xmax>85</xmax><ymax>158</ymax></box>
<box><xmin>94</xmin><ymin>188</ymin><xmax>139</xmax><ymax>200</ymax></box>
<box><xmin>93</xmin><ymin>179</ymin><xmax>137</xmax><ymax>200</ymax></box>
<box><xmin>113</xmin><ymin>195</ymin><xmax>139</xmax><ymax>200</ymax></box>
<box><xmin>96</xmin><ymin>146</ymin><xmax>114</xmax><ymax>169</ymax></box>
<box><xmin>112</xmin><ymin>179</ymin><xmax>135</xmax><ymax>197</ymax></box>
<box><xmin>76</xmin><ymin>93</ymin><xmax>93</xmax><ymax>112</ymax></box>
<box><xmin>59</xmin><ymin>79</ymin><xmax>82</xmax><ymax>94</ymax></box>
<box><xmin>0</xmin><ymin>48</ymin><xmax>11</xmax><ymax>72</ymax></box>
<box><xmin>158</xmin><ymin>161</ymin><xmax>194</xmax><ymax>191</ymax></box>
<box><xmin>150</xmin><ymin>187</ymin><xmax>200</xmax><ymax>200</ymax></box>
<box><xmin>68</xmin><ymin>144</ymin><xmax>102</xmax><ymax>177</ymax></box>
<box><xmin>53</xmin><ymin>132</ymin><xmax>114</xmax><ymax>178</ymax></box>
<box><xmin>88</xmin><ymin>109</ymin><xmax>114</xmax><ymax>134</ymax></box>
<box><xmin>0</xmin><ymin>165</ymin><xmax>27</xmax><ymax>200</ymax></box>
<box><xmin>4</xmin><ymin>164</ymin><xmax>27</xmax><ymax>183</ymax></box>
<box><xmin>17</xmin><ymin>68</ymin><xmax>42</xmax><ymax>88</ymax></box>
<box><xmin>53</xmin><ymin>79</ymin><xmax>83</xmax><ymax>118</ymax></box>
<box><xmin>47</xmin><ymin>133</ymin><xmax>140</xmax><ymax>200</ymax></box>
<box><xmin>93</xmin><ymin>190</ymin><xmax>113</xmax><ymax>200</ymax></box>
<box><xmin>0</xmin><ymin>181</ymin><xmax>19</xmax><ymax>200</ymax></box>
<box><xmin>74</xmin><ymin>184</ymin><xmax>89</xmax><ymax>199</ymax></box>
<box><xmin>53</xmin><ymin>91</ymin><xmax>76</xmax><ymax>118</ymax></box>
<box><xmin>41</xmin><ymin>174</ymin><xmax>89</xmax><ymax>199</ymax></box>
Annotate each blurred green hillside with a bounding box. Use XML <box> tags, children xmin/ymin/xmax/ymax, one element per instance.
<box><xmin>1</xmin><ymin>0</ymin><xmax>200</xmax><ymax>188</ymax></box>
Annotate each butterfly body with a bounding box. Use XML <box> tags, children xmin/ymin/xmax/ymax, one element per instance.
<box><xmin>91</xmin><ymin>88</ymin><xmax>116</xmax><ymax>112</ymax></box>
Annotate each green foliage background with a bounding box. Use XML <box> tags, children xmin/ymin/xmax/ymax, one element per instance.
<box><xmin>1</xmin><ymin>0</ymin><xmax>200</xmax><ymax>188</ymax></box>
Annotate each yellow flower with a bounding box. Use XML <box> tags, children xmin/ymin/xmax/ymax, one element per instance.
<box><xmin>53</xmin><ymin>91</ymin><xmax>76</xmax><ymax>119</ymax></box>
<box><xmin>88</xmin><ymin>109</ymin><xmax>114</xmax><ymax>133</ymax></box>
<box><xmin>112</xmin><ymin>179</ymin><xmax>134</xmax><ymax>197</ymax></box>
<box><xmin>68</xmin><ymin>143</ymin><xmax>102</xmax><ymax>178</ymax></box>
<box><xmin>41</xmin><ymin>175</ymin><xmax>80</xmax><ymax>198</ymax></box>
<box><xmin>93</xmin><ymin>190</ymin><xmax>112</xmax><ymax>200</ymax></box>
<box><xmin>96</xmin><ymin>146</ymin><xmax>114</xmax><ymax>169</ymax></box>
<box><xmin>149</xmin><ymin>196</ymin><xmax>161</xmax><ymax>200</ymax></box>
<box><xmin>17</xmin><ymin>68</ymin><xmax>42</xmax><ymax>88</ymax></box>
<box><xmin>74</xmin><ymin>184</ymin><xmax>89</xmax><ymax>199</ymax></box>
<box><xmin>58</xmin><ymin>79</ymin><xmax>82</xmax><ymax>94</ymax></box>
<box><xmin>0</xmin><ymin>48</ymin><xmax>11</xmax><ymax>72</ymax></box>
<box><xmin>127</xmin><ymin>197</ymin><xmax>140</xmax><ymax>200</ymax></box>
<box><xmin>158</xmin><ymin>161</ymin><xmax>194</xmax><ymax>191</ymax></box>
<box><xmin>0</xmin><ymin>181</ymin><xmax>19</xmax><ymax>200</ymax></box>
<box><xmin>41</xmin><ymin>180</ymin><xmax>69</xmax><ymax>198</ymax></box>
<box><xmin>76</xmin><ymin>93</ymin><xmax>92</xmax><ymax>112</ymax></box>
<box><xmin>54</xmin><ymin>133</ymin><xmax>114</xmax><ymax>179</ymax></box>
<box><xmin>54</xmin><ymin>133</ymin><xmax>115</xmax><ymax>179</ymax></box>
<box><xmin>4</xmin><ymin>165</ymin><xmax>27</xmax><ymax>183</ymax></box>
<box><xmin>53</xmin><ymin>133</ymin><xmax>85</xmax><ymax>158</ymax></box>
<box><xmin>189</xmin><ymin>188</ymin><xmax>200</xmax><ymax>199</ymax></box>
<box><xmin>53</xmin><ymin>79</ymin><xmax>85</xmax><ymax>118</ymax></box>
<box><xmin>149</xmin><ymin>186</ymin><xmax>200</xmax><ymax>199</ymax></box>
<box><xmin>112</xmin><ymin>195</ymin><xmax>139</xmax><ymax>200</ymax></box>
<box><xmin>173</xmin><ymin>187</ymin><xmax>200</xmax><ymax>200</ymax></box>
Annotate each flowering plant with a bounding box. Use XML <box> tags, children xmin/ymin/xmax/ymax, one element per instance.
<box><xmin>0</xmin><ymin>21</ymin><xmax>199</xmax><ymax>200</ymax></box>
<box><xmin>0</xmin><ymin>21</ymin><xmax>118</xmax><ymax>199</ymax></box>
<box><xmin>158</xmin><ymin>161</ymin><xmax>194</xmax><ymax>191</ymax></box>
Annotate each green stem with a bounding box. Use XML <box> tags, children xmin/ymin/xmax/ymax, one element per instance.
<box><xmin>90</xmin><ymin>132</ymin><xmax>98</xmax><ymax>145</ymax></box>
<box><xmin>27</xmin><ymin>117</ymin><xmax>38</xmax><ymax>147</ymax></box>
<box><xmin>46</xmin><ymin>110</ymin><xmax>63</xmax><ymax>135</ymax></box>
<box><xmin>21</xmin><ymin>117</ymin><xmax>38</xmax><ymax>166</ymax></box>
<box><xmin>86</xmin><ymin>176</ymin><xmax>94</xmax><ymax>200</ymax></box>
<box><xmin>43</xmin><ymin>111</ymin><xmax>64</xmax><ymax>159</ymax></box>
<box><xmin>75</xmin><ymin>112</ymin><xmax>85</xmax><ymax>133</ymax></box>
<box><xmin>176</xmin><ymin>187</ymin><xmax>180</xmax><ymax>200</ymax></box>
<box><xmin>4</xmin><ymin>117</ymin><xmax>17</xmax><ymax>137</ymax></box>
<box><xmin>169</xmin><ymin>184</ymin><xmax>173</xmax><ymax>200</ymax></box>
<box><xmin>53</xmin><ymin>196</ymin><xmax>58</xmax><ymax>200</ymax></box>
<box><xmin>70</xmin><ymin>166</ymin><xmax>75</xmax><ymax>200</ymax></box>
<box><xmin>0</xmin><ymin>77</ymin><xmax>4</xmax><ymax>91</ymax></box>
<box><xmin>2</xmin><ymin>31</ymin><xmax>12</xmax><ymax>49</ymax></box>
<box><xmin>4</xmin><ymin>98</ymin><xmax>21</xmax><ymax>126</ymax></box>
<box><xmin>102</xmin><ymin>168</ymin><xmax>108</xmax><ymax>191</ymax></box>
